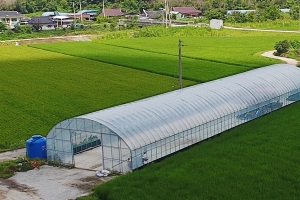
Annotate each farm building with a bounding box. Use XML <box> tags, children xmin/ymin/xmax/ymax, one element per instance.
<box><xmin>0</xmin><ymin>11</ymin><xmax>24</xmax><ymax>29</ymax></box>
<box><xmin>47</xmin><ymin>64</ymin><xmax>300</xmax><ymax>173</ymax></box>
<box><xmin>100</xmin><ymin>8</ymin><xmax>125</xmax><ymax>17</ymax></box>
<box><xmin>210</xmin><ymin>19</ymin><xmax>223</xmax><ymax>29</ymax></box>
<box><xmin>28</xmin><ymin>16</ymin><xmax>56</xmax><ymax>30</ymax></box>
<box><xmin>172</xmin><ymin>7</ymin><xmax>201</xmax><ymax>18</ymax></box>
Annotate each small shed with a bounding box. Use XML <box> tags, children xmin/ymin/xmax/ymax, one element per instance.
<box><xmin>210</xmin><ymin>19</ymin><xmax>223</xmax><ymax>29</ymax></box>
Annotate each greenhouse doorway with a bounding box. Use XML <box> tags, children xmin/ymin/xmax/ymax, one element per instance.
<box><xmin>74</xmin><ymin>146</ymin><xmax>103</xmax><ymax>170</ymax></box>
<box><xmin>72</xmin><ymin>131</ymin><xmax>103</xmax><ymax>170</ymax></box>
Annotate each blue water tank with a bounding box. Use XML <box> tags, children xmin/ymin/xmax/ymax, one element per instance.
<box><xmin>26</xmin><ymin>135</ymin><xmax>47</xmax><ymax>159</ymax></box>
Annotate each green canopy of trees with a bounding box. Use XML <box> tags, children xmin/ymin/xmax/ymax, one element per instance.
<box><xmin>0</xmin><ymin>0</ymin><xmax>294</xmax><ymax>14</ymax></box>
<box><xmin>0</xmin><ymin>0</ymin><xmax>297</xmax><ymax>23</ymax></box>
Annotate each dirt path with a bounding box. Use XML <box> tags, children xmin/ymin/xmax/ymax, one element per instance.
<box><xmin>223</xmin><ymin>26</ymin><xmax>300</xmax><ymax>34</ymax></box>
<box><xmin>0</xmin><ymin>148</ymin><xmax>26</xmax><ymax>162</ymax></box>
<box><xmin>0</xmin><ymin>35</ymin><xmax>94</xmax><ymax>45</ymax></box>
<box><xmin>261</xmin><ymin>50</ymin><xmax>298</xmax><ymax>66</ymax></box>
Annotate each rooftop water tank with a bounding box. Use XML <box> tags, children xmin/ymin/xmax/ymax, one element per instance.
<box><xmin>26</xmin><ymin>135</ymin><xmax>47</xmax><ymax>159</ymax></box>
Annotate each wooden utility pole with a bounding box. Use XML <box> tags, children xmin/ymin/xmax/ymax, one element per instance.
<box><xmin>165</xmin><ymin>0</ymin><xmax>168</xmax><ymax>28</ymax></box>
<box><xmin>299</xmin><ymin>8</ymin><xmax>300</xmax><ymax>31</ymax></box>
<box><xmin>179</xmin><ymin>39</ymin><xmax>183</xmax><ymax>89</ymax></box>
<box><xmin>73</xmin><ymin>2</ymin><xmax>76</xmax><ymax>30</ymax></box>
<box><xmin>103</xmin><ymin>0</ymin><xmax>105</xmax><ymax>17</ymax></box>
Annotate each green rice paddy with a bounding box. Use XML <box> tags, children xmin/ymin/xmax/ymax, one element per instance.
<box><xmin>30</xmin><ymin>34</ymin><xmax>300</xmax><ymax>83</ymax></box>
<box><xmin>0</xmin><ymin>46</ymin><xmax>194</xmax><ymax>150</ymax></box>
<box><xmin>30</xmin><ymin>41</ymin><xmax>249</xmax><ymax>82</ymax></box>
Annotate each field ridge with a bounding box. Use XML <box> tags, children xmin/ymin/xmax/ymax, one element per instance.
<box><xmin>29</xmin><ymin>45</ymin><xmax>202</xmax><ymax>82</ymax></box>
<box><xmin>100</xmin><ymin>43</ymin><xmax>254</xmax><ymax>68</ymax></box>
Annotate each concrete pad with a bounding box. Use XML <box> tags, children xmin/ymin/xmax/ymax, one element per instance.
<box><xmin>1</xmin><ymin>165</ymin><xmax>113</xmax><ymax>200</ymax></box>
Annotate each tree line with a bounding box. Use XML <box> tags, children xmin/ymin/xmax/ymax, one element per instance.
<box><xmin>0</xmin><ymin>0</ymin><xmax>298</xmax><ymax>13</ymax></box>
<box><xmin>1</xmin><ymin>0</ymin><xmax>300</xmax><ymax>23</ymax></box>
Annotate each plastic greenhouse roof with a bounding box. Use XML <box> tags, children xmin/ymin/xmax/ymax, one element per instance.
<box><xmin>76</xmin><ymin>64</ymin><xmax>300</xmax><ymax>150</ymax></box>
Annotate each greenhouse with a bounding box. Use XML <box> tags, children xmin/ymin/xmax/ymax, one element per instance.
<box><xmin>46</xmin><ymin>64</ymin><xmax>300</xmax><ymax>173</ymax></box>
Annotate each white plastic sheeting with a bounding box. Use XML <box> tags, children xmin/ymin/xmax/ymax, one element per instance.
<box><xmin>47</xmin><ymin>64</ymin><xmax>300</xmax><ymax>172</ymax></box>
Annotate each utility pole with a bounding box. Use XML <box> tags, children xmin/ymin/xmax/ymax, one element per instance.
<box><xmin>299</xmin><ymin>8</ymin><xmax>300</xmax><ymax>31</ymax></box>
<box><xmin>165</xmin><ymin>0</ymin><xmax>168</xmax><ymax>28</ymax></box>
<box><xmin>73</xmin><ymin>2</ymin><xmax>76</xmax><ymax>31</ymax></box>
<box><xmin>103</xmin><ymin>0</ymin><xmax>105</xmax><ymax>17</ymax></box>
<box><xmin>178</xmin><ymin>39</ymin><xmax>183</xmax><ymax>89</ymax></box>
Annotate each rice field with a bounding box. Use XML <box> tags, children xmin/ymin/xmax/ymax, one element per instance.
<box><xmin>0</xmin><ymin>45</ymin><xmax>195</xmax><ymax>151</ymax></box>
<box><xmin>30</xmin><ymin>41</ymin><xmax>250</xmax><ymax>82</ymax></box>
<box><xmin>30</xmin><ymin>34</ymin><xmax>300</xmax><ymax>83</ymax></box>
<box><xmin>96</xmin><ymin>36</ymin><xmax>284</xmax><ymax>67</ymax></box>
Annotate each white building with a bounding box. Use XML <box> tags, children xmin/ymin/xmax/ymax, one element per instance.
<box><xmin>0</xmin><ymin>11</ymin><xmax>24</xmax><ymax>29</ymax></box>
<box><xmin>210</xmin><ymin>19</ymin><xmax>223</xmax><ymax>29</ymax></box>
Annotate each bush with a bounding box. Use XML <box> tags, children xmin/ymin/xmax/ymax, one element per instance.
<box><xmin>290</xmin><ymin>40</ymin><xmax>300</xmax><ymax>49</ymax></box>
<box><xmin>0</xmin><ymin>22</ymin><xmax>7</xmax><ymax>31</ymax></box>
<box><xmin>0</xmin><ymin>157</ymin><xmax>45</xmax><ymax>179</ymax></box>
<box><xmin>274</xmin><ymin>40</ymin><xmax>290</xmax><ymax>56</ymax></box>
<box><xmin>14</xmin><ymin>25</ymin><xmax>32</xmax><ymax>34</ymax></box>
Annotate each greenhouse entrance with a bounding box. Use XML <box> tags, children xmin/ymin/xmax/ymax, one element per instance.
<box><xmin>72</xmin><ymin>130</ymin><xmax>102</xmax><ymax>170</ymax></box>
<box><xmin>74</xmin><ymin>147</ymin><xmax>103</xmax><ymax>170</ymax></box>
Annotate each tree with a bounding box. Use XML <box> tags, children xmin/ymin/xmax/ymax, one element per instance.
<box><xmin>226</xmin><ymin>12</ymin><xmax>247</xmax><ymax>23</ymax></box>
<box><xmin>14</xmin><ymin>25</ymin><xmax>32</xmax><ymax>33</ymax></box>
<box><xmin>205</xmin><ymin>8</ymin><xmax>226</xmax><ymax>20</ymax></box>
<box><xmin>290</xmin><ymin>6</ymin><xmax>300</xmax><ymax>20</ymax></box>
<box><xmin>274</xmin><ymin>40</ymin><xmax>290</xmax><ymax>56</ymax></box>
<box><xmin>264</xmin><ymin>4</ymin><xmax>280</xmax><ymax>20</ymax></box>
<box><xmin>246</xmin><ymin>11</ymin><xmax>256</xmax><ymax>22</ymax></box>
<box><xmin>121</xmin><ymin>0</ymin><xmax>139</xmax><ymax>12</ymax></box>
<box><xmin>0</xmin><ymin>22</ymin><xmax>7</xmax><ymax>32</ymax></box>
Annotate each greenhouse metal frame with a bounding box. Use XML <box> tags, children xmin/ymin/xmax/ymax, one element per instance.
<box><xmin>47</xmin><ymin>64</ymin><xmax>300</xmax><ymax>173</ymax></box>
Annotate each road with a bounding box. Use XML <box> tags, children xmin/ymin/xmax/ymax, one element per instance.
<box><xmin>223</xmin><ymin>26</ymin><xmax>300</xmax><ymax>34</ymax></box>
<box><xmin>261</xmin><ymin>50</ymin><xmax>298</xmax><ymax>66</ymax></box>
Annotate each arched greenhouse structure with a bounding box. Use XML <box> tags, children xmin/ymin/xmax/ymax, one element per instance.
<box><xmin>47</xmin><ymin>64</ymin><xmax>300</xmax><ymax>173</ymax></box>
